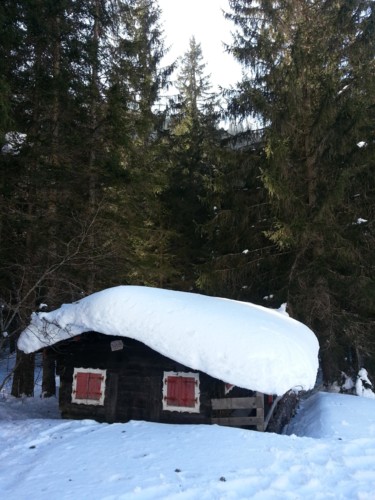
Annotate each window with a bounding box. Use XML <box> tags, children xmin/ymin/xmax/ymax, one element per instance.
<box><xmin>72</xmin><ymin>367</ymin><xmax>106</xmax><ymax>406</ymax></box>
<box><xmin>162</xmin><ymin>371</ymin><xmax>200</xmax><ymax>413</ymax></box>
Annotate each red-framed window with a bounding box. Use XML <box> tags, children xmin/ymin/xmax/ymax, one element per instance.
<box><xmin>162</xmin><ymin>371</ymin><xmax>200</xmax><ymax>413</ymax></box>
<box><xmin>71</xmin><ymin>367</ymin><xmax>106</xmax><ymax>406</ymax></box>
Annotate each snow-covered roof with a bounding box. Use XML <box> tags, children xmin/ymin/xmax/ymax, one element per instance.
<box><xmin>18</xmin><ymin>286</ymin><xmax>319</xmax><ymax>395</ymax></box>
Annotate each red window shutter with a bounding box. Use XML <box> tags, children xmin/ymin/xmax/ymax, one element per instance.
<box><xmin>166</xmin><ymin>376</ymin><xmax>178</xmax><ymax>405</ymax></box>
<box><xmin>181</xmin><ymin>377</ymin><xmax>196</xmax><ymax>407</ymax></box>
<box><xmin>166</xmin><ymin>376</ymin><xmax>196</xmax><ymax>408</ymax></box>
<box><xmin>75</xmin><ymin>372</ymin><xmax>103</xmax><ymax>400</ymax></box>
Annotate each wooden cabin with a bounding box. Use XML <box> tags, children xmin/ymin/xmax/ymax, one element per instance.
<box><xmin>52</xmin><ymin>331</ymin><xmax>290</xmax><ymax>432</ymax></box>
<box><xmin>19</xmin><ymin>287</ymin><xmax>317</xmax><ymax>432</ymax></box>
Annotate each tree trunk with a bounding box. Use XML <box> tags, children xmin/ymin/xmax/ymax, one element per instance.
<box><xmin>87</xmin><ymin>0</ymin><xmax>101</xmax><ymax>294</ymax></box>
<box><xmin>11</xmin><ymin>350</ymin><xmax>35</xmax><ymax>397</ymax></box>
<box><xmin>42</xmin><ymin>348</ymin><xmax>56</xmax><ymax>397</ymax></box>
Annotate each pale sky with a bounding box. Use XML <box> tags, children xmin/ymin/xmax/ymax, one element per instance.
<box><xmin>158</xmin><ymin>0</ymin><xmax>242</xmax><ymax>92</ymax></box>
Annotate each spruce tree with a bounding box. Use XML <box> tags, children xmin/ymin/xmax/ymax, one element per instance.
<box><xmin>198</xmin><ymin>137</ymin><xmax>278</xmax><ymax>302</ymax></box>
<box><xmin>0</xmin><ymin>0</ymin><xmax>117</xmax><ymax>395</ymax></box>
<box><xmin>226</xmin><ymin>0</ymin><xmax>375</xmax><ymax>382</ymax></box>
<box><xmin>103</xmin><ymin>0</ymin><xmax>176</xmax><ymax>287</ymax></box>
<box><xmin>165</xmin><ymin>38</ymin><xmax>223</xmax><ymax>291</ymax></box>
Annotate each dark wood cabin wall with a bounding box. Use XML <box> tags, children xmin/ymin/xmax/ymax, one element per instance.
<box><xmin>114</xmin><ymin>359</ymin><xmax>223</xmax><ymax>425</ymax></box>
<box><xmin>55</xmin><ymin>334</ymin><xmax>255</xmax><ymax>425</ymax></box>
<box><xmin>56</xmin><ymin>333</ymin><xmax>120</xmax><ymax>422</ymax></box>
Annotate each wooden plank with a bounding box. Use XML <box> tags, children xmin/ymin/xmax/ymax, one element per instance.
<box><xmin>211</xmin><ymin>394</ymin><xmax>265</xmax><ymax>430</ymax></box>
<box><xmin>211</xmin><ymin>416</ymin><xmax>264</xmax><ymax>426</ymax></box>
<box><xmin>255</xmin><ymin>393</ymin><xmax>264</xmax><ymax>410</ymax></box>
<box><xmin>211</xmin><ymin>397</ymin><xmax>259</xmax><ymax>410</ymax></box>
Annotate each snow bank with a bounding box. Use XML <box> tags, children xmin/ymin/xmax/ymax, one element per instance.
<box><xmin>2</xmin><ymin>392</ymin><xmax>375</xmax><ymax>499</ymax></box>
<box><xmin>18</xmin><ymin>286</ymin><xmax>319</xmax><ymax>395</ymax></box>
<box><xmin>286</xmin><ymin>391</ymin><xmax>375</xmax><ymax>439</ymax></box>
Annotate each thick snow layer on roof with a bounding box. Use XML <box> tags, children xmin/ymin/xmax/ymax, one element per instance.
<box><xmin>18</xmin><ymin>286</ymin><xmax>319</xmax><ymax>395</ymax></box>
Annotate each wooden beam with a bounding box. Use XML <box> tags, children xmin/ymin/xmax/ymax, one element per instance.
<box><xmin>211</xmin><ymin>396</ymin><xmax>263</xmax><ymax>410</ymax></box>
<box><xmin>211</xmin><ymin>416</ymin><xmax>264</xmax><ymax>428</ymax></box>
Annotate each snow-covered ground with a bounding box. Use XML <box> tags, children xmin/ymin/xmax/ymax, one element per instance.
<box><xmin>0</xmin><ymin>390</ymin><xmax>375</xmax><ymax>500</ymax></box>
<box><xmin>3</xmin><ymin>287</ymin><xmax>374</xmax><ymax>498</ymax></box>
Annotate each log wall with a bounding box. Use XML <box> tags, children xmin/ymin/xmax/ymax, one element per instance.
<box><xmin>56</xmin><ymin>333</ymin><xmax>228</xmax><ymax>424</ymax></box>
<box><xmin>54</xmin><ymin>332</ymin><xmax>279</xmax><ymax>431</ymax></box>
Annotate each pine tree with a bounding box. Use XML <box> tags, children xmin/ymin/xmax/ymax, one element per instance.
<box><xmin>226</xmin><ymin>0</ymin><xmax>375</xmax><ymax>382</ymax></box>
<box><xmin>165</xmin><ymin>38</ymin><xmax>224</xmax><ymax>291</ymax></box>
<box><xmin>0</xmin><ymin>0</ymin><xmax>117</xmax><ymax>395</ymax></box>
<box><xmin>198</xmin><ymin>139</ymin><xmax>279</xmax><ymax>302</ymax></box>
<box><xmin>2</xmin><ymin>0</ymin><xmax>78</xmax><ymax>396</ymax></box>
<box><xmin>175</xmin><ymin>37</ymin><xmax>212</xmax><ymax>119</ymax></box>
<box><xmin>103</xmin><ymin>0</ymin><xmax>176</xmax><ymax>287</ymax></box>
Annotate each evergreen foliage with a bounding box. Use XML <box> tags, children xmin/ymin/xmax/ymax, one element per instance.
<box><xmin>1</xmin><ymin>0</ymin><xmax>374</xmax><ymax>394</ymax></box>
<box><xmin>166</xmin><ymin>38</ymin><xmax>223</xmax><ymax>290</ymax></box>
<box><xmin>104</xmin><ymin>0</ymin><xmax>176</xmax><ymax>288</ymax></box>
<box><xmin>0</xmin><ymin>0</ymin><xmax>173</xmax><ymax>395</ymax></box>
<box><xmin>226</xmin><ymin>0</ymin><xmax>375</xmax><ymax>382</ymax></box>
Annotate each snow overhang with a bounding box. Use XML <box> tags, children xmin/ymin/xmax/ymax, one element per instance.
<box><xmin>18</xmin><ymin>286</ymin><xmax>319</xmax><ymax>396</ymax></box>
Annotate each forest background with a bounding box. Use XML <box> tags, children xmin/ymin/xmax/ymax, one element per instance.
<box><xmin>0</xmin><ymin>0</ymin><xmax>374</xmax><ymax>397</ymax></box>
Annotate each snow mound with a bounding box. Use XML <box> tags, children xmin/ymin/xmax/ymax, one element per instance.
<box><xmin>18</xmin><ymin>286</ymin><xmax>319</xmax><ymax>395</ymax></box>
<box><xmin>286</xmin><ymin>391</ymin><xmax>375</xmax><ymax>439</ymax></box>
<box><xmin>1</xmin><ymin>391</ymin><xmax>375</xmax><ymax>499</ymax></box>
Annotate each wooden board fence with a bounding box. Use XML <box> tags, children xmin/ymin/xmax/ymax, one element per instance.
<box><xmin>211</xmin><ymin>393</ymin><xmax>265</xmax><ymax>431</ymax></box>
